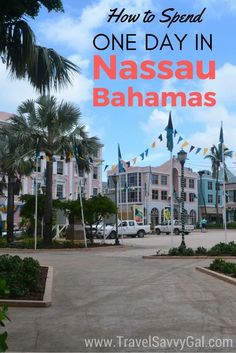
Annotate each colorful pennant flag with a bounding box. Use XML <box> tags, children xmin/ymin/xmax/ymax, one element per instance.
<box><xmin>111</xmin><ymin>164</ymin><xmax>116</xmax><ymax>171</ymax></box>
<box><xmin>126</xmin><ymin>161</ymin><xmax>131</xmax><ymax>168</ymax></box>
<box><xmin>165</xmin><ymin>111</ymin><xmax>174</xmax><ymax>152</ymax></box>
<box><xmin>151</xmin><ymin>141</ymin><xmax>156</xmax><ymax>148</ymax></box>
<box><xmin>189</xmin><ymin>146</ymin><xmax>195</xmax><ymax>153</ymax></box>
<box><xmin>219</xmin><ymin>123</ymin><xmax>224</xmax><ymax>162</ymax></box>
<box><xmin>177</xmin><ymin>136</ymin><xmax>183</xmax><ymax>144</ymax></box>
<box><xmin>132</xmin><ymin>157</ymin><xmax>137</xmax><ymax>165</ymax></box>
<box><xmin>118</xmin><ymin>144</ymin><xmax>125</xmax><ymax>173</ymax></box>
<box><xmin>140</xmin><ymin>152</ymin><xmax>145</xmax><ymax>160</ymax></box>
<box><xmin>195</xmin><ymin>147</ymin><xmax>202</xmax><ymax>154</ymax></box>
<box><xmin>174</xmin><ymin>129</ymin><xmax>178</xmax><ymax>137</ymax></box>
<box><xmin>181</xmin><ymin>141</ymin><xmax>189</xmax><ymax>148</ymax></box>
<box><xmin>203</xmin><ymin>148</ymin><xmax>209</xmax><ymax>155</ymax></box>
<box><xmin>145</xmin><ymin>149</ymin><xmax>149</xmax><ymax>157</ymax></box>
<box><xmin>158</xmin><ymin>134</ymin><xmax>163</xmax><ymax>142</ymax></box>
<box><xmin>104</xmin><ymin>165</ymin><xmax>109</xmax><ymax>172</ymax></box>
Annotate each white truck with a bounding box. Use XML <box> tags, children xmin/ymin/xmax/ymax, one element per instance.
<box><xmin>155</xmin><ymin>220</ymin><xmax>194</xmax><ymax>235</ymax></box>
<box><xmin>97</xmin><ymin>220</ymin><xmax>150</xmax><ymax>239</ymax></box>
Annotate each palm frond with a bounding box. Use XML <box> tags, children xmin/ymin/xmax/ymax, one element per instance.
<box><xmin>0</xmin><ymin>19</ymin><xmax>79</xmax><ymax>93</ymax></box>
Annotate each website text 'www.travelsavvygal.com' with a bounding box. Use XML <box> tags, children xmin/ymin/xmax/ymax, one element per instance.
<box><xmin>84</xmin><ymin>335</ymin><xmax>234</xmax><ymax>351</ymax></box>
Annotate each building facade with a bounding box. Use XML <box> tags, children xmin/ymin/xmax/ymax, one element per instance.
<box><xmin>0</xmin><ymin>111</ymin><xmax>103</xmax><ymax>228</ymax></box>
<box><xmin>107</xmin><ymin>157</ymin><xmax>198</xmax><ymax>226</ymax></box>
<box><xmin>197</xmin><ymin>170</ymin><xmax>223</xmax><ymax>223</ymax></box>
<box><xmin>20</xmin><ymin>152</ymin><xmax>103</xmax><ymax>200</ymax></box>
<box><xmin>225</xmin><ymin>177</ymin><xmax>236</xmax><ymax>222</ymax></box>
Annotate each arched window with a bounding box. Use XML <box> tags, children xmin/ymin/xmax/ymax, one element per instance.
<box><xmin>174</xmin><ymin>208</ymin><xmax>179</xmax><ymax>220</ymax></box>
<box><xmin>190</xmin><ymin>210</ymin><xmax>197</xmax><ymax>225</ymax></box>
<box><xmin>151</xmin><ymin>208</ymin><xmax>159</xmax><ymax>226</ymax></box>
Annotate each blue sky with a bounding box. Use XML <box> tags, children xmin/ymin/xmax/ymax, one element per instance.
<box><xmin>1</xmin><ymin>0</ymin><xmax>236</xmax><ymax>179</ymax></box>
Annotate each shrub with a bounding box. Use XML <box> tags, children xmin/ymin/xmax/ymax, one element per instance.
<box><xmin>0</xmin><ymin>239</ymin><xmax>7</xmax><ymax>248</ymax></box>
<box><xmin>0</xmin><ymin>278</ymin><xmax>9</xmax><ymax>352</ymax></box>
<box><xmin>168</xmin><ymin>246</ymin><xmax>194</xmax><ymax>256</ymax></box>
<box><xmin>209</xmin><ymin>258</ymin><xmax>236</xmax><ymax>276</ymax></box>
<box><xmin>195</xmin><ymin>247</ymin><xmax>208</xmax><ymax>255</ymax></box>
<box><xmin>180</xmin><ymin>247</ymin><xmax>194</xmax><ymax>256</ymax></box>
<box><xmin>0</xmin><ymin>255</ymin><xmax>41</xmax><ymax>298</ymax></box>
<box><xmin>0</xmin><ymin>237</ymin><xmax>108</xmax><ymax>249</ymax></box>
<box><xmin>168</xmin><ymin>247</ymin><xmax>179</xmax><ymax>256</ymax></box>
<box><xmin>208</xmin><ymin>242</ymin><xmax>236</xmax><ymax>256</ymax></box>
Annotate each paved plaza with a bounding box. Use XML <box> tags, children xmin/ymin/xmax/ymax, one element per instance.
<box><xmin>4</xmin><ymin>230</ymin><xmax>236</xmax><ymax>352</ymax></box>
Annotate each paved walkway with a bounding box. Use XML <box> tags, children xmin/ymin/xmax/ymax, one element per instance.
<box><xmin>4</xmin><ymin>234</ymin><xmax>236</xmax><ymax>352</ymax></box>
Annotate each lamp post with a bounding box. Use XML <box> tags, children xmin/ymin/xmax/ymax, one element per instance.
<box><xmin>111</xmin><ymin>174</ymin><xmax>120</xmax><ymax>245</ymax></box>
<box><xmin>177</xmin><ymin>149</ymin><xmax>187</xmax><ymax>248</ymax></box>
<box><xmin>7</xmin><ymin>176</ymin><xmax>18</xmax><ymax>243</ymax></box>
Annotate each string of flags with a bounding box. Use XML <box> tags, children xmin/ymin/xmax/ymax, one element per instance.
<box><xmin>103</xmin><ymin>118</ymin><xmax>234</xmax><ymax>173</ymax></box>
<box><xmin>35</xmin><ymin>153</ymin><xmax>102</xmax><ymax>167</ymax></box>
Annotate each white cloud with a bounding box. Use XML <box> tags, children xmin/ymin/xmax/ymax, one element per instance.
<box><xmin>140</xmin><ymin>107</ymin><xmax>184</xmax><ymax>139</ymax></box>
<box><xmin>0</xmin><ymin>61</ymin><xmax>94</xmax><ymax>113</ymax></box>
<box><xmin>38</xmin><ymin>0</ymin><xmax>154</xmax><ymax>54</ymax></box>
<box><xmin>199</xmin><ymin>0</ymin><xmax>236</xmax><ymax>13</ymax></box>
<box><xmin>202</xmin><ymin>63</ymin><xmax>236</xmax><ymax>108</ymax></box>
<box><xmin>55</xmin><ymin>72</ymin><xmax>94</xmax><ymax>104</ymax></box>
<box><xmin>141</xmin><ymin>109</ymin><xmax>169</xmax><ymax>136</ymax></box>
<box><xmin>141</xmin><ymin>62</ymin><xmax>236</xmax><ymax>154</ymax></box>
<box><xmin>0</xmin><ymin>63</ymin><xmax>37</xmax><ymax>113</ymax></box>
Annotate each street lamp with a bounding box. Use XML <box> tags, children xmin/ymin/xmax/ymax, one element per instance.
<box><xmin>111</xmin><ymin>174</ymin><xmax>120</xmax><ymax>245</ymax></box>
<box><xmin>177</xmin><ymin>149</ymin><xmax>187</xmax><ymax>248</ymax></box>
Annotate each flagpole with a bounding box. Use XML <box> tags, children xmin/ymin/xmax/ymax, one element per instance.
<box><xmin>166</xmin><ymin>112</ymin><xmax>174</xmax><ymax>249</ymax></box>
<box><xmin>119</xmin><ymin>175</ymin><xmax>123</xmax><ymax>242</ymax></box>
<box><xmin>126</xmin><ymin>181</ymin><xmax>129</xmax><ymax>220</ymax></box>
<box><xmin>34</xmin><ymin>156</ymin><xmax>38</xmax><ymax>251</ymax></box>
<box><xmin>221</xmin><ymin>122</ymin><xmax>227</xmax><ymax>243</ymax></box>
<box><xmin>79</xmin><ymin>179</ymin><xmax>87</xmax><ymax>248</ymax></box>
<box><xmin>118</xmin><ymin>144</ymin><xmax>123</xmax><ymax>242</ymax></box>
<box><xmin>170</xmin><ymin>151</ymin><xmax>174</xmax><ymax>248</ymax></box>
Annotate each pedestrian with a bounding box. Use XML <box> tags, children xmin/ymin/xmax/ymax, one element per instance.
<box><xmin>201</xmin><ymin>218</ymin><xmax>207</xmax><ymax>233</ymax></box>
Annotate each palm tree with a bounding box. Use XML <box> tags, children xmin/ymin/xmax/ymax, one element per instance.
<box><xmin>205</xmin><ymin>145</ymin><xmax>232</xmax><ymax>224</ymax></box>
<box><xmin>7</xmin><ymin>96</ymin><xmax>101</xmax><ymax>245</ymax></box>
<box><xmin>0</xmin><ymin>131</ymin><xmax>34</xmax><ymax>242</ymax></box>
<box><xmin>0</xmin><ymin>1</ymin><xmax>79</xmax><ymax>93</ymax></box>
<box><xmin>198</xmin><ymin>170</ymin><xmax>208</xmax><ymax>220</ymax></box>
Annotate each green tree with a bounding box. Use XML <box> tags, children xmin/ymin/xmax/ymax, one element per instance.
<box><xmin>0</xmin><ymin>0</ymin><xmax>78</xmax><ymax>93</ymax></box>
<box><xmin>0</xmin><ymin>132</ymin><xmax>34</xmax><ymax>243</ymax></box>
<box><xmin>205</xmin><ymin>145</ymin><xmax>232</xmax><ymax>224</ymax></box>
<box><xmin>57</xmin><ymin>194</ymin><xmax>117</xmax><ymax>244</ymax></box>
<box><xmin>20</xmin><ymin>194</ymin><xmax>46</xmax><ymax>236</ymax></box>
<box><xmin>84</xmin><ymin>195</ymin><xmax>117</xmax><ymax>243</ymax></box>
<box><xmin>0</xmin><ymin>278</ymin><xmax>9</xmax><ymax>353</ymax></box>
<box><xmin>7</xmin><ymin>96</ymin><xmax>100</xmax><ymax>245</ymax></box>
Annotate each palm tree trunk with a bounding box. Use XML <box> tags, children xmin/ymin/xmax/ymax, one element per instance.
<box><xmin>7</xmin><ymin>175</ymin><xmax>15</xmax><ymax>243</ymax></box>
<box><xmin>199</xmin><ymin>173</ymin><xmax>207</xmax><ymax>219</ymax></box>
<box><xmin>43</xmin><ymin>159</ymin><xmax>53</xmax><ymax>245</ymax></box>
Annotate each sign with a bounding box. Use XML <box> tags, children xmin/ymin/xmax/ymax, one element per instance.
<box><xmin>133</xmin><ymin>205</ymin><xmax>144</xmax><ymax>223</ymax></box>
<box><xmin>164</xmin><ymin>207</ymin><xmax>171</xmax><ymax>221</ymax></box>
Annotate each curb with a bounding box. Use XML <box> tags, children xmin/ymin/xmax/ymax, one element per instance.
<box><xmin>0</xmin><ymin>266</ymin><xmax>53</xmax><ymax>307</ymax></box>
<box><xmin>196</xmin><ymin>266</ymin><xmax>236</xmax><ymax>286</ymax></box>
<box><xmin>0</xmin><ymin>245</ymin><xmax>124</xmax><ymax>253</ymax></box>
<box><xmin>143</xmin><ymin>255</ymin><xmax>236</xmax><ymax>260</ymax></box>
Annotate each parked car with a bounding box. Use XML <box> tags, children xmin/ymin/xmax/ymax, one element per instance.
<box><xmin>2</xmin><ymin>228</ymin><xmax>22</xmax><ymax>238</ymax></box>
<box><xmin>97</xmin><ymin>220</ymin><xmax>150</xmax><ymax>239</ymax></box>
<box><xmin>155</xmin><ymin>220</ymin><xmax>194</xmax><ymax>235</ymax></box>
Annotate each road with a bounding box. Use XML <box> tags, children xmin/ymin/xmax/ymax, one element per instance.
<box><xmin>104</xmin><ymin>229</ymin><xmax>236</xmax><ymax>255</ymax></box>
<box><xmin>4</xmin><ymin>230</ymin><xmax>236</xmax><ymax>352</ymax></box>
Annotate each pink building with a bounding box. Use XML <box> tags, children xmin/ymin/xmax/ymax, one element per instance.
<box><xmin>21</xmin><ymin>151</ymin><xmax>103</xmax><ymax>199</ymax></box>
<box><xmin>107</xmin><ymin>157</ymin><xmax>198</xmax><ymax>226</ymax></box>
<box><xmin>0</xmin><ymin>111</ymin><xmax>103</xmax><ymax>228</ymax></box>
